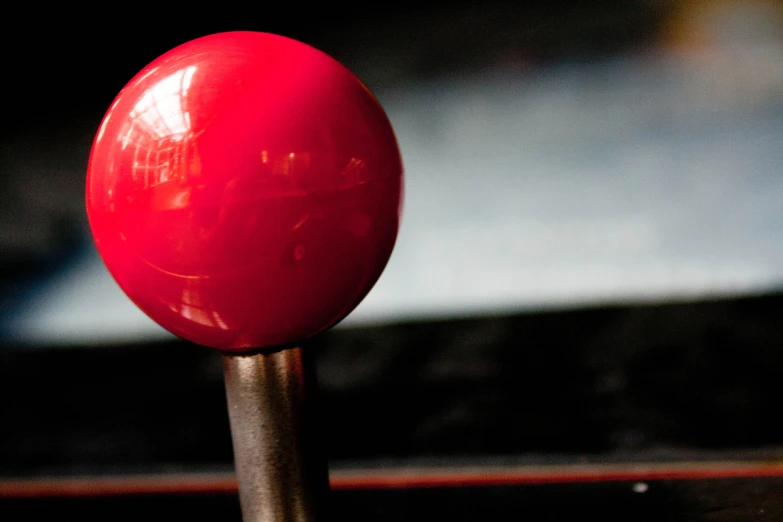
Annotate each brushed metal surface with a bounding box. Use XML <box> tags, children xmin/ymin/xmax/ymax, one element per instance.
<box><xmin>223</xmin><ymin>347</ymin><xmax>327</xmax><ymax>522</ymax></box>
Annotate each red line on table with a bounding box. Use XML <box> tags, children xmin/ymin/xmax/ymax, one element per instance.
<box><xmin>2</xmin><ymin>461</ymin><xmax>783</xmax><ymax>498</ymax></box>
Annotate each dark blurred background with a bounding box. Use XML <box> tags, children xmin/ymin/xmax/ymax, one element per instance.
<box><xmin>2</xmin><ymin>0</ymin><xmax>783</xmax><ymax>478</ymax></box>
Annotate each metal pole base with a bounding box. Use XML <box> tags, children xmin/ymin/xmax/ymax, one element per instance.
<box><xmin>223</xmin><ymin>347</ymin><xmax>327</xmax><ymax>522</ymax></box>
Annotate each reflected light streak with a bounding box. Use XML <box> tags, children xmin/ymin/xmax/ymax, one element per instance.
<box><xmin>131</xmin><ymin>66</ymin><xmax>197</xmax><ymax>139</ymax></box>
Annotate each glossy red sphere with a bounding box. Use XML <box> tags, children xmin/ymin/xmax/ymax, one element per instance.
<box><xmin>86</xmin><ymin>32</ymin><xmax>403</xmax><ymax>351</ymax></box>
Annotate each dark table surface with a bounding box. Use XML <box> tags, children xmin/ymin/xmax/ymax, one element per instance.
<box><xmin>2</xmin><ymin>292</ymin><xmax>783</xmax><ymax>520</ymax></box>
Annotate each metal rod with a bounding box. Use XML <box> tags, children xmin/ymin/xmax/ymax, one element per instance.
<box><xmin>223</xmin><ymin>347</ymin><xmax>327</xmax><ymax>522</ymax></box>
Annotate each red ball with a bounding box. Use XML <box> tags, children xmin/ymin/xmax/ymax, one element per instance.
<box><xmin>86</xmin><ymin>32</ymin><xmax>403</xmax><ymax>351</ymax></box>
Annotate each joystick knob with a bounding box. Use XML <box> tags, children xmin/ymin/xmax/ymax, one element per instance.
<box><xmin>86</xmin><ymin>31</ymin><xmax>403</xmax><ymax>521</ymax></box>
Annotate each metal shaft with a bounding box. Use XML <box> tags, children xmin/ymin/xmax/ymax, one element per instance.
<box><xmin>223</xmin><ymin>347</ymin><xmax>327</xmax><ymax>522</ymax></box>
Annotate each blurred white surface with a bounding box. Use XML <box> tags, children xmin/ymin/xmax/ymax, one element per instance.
<box><xmin>8</xmin><ymin>46</ymin><xmax>783</xmax><ymax>344</ymax></box>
